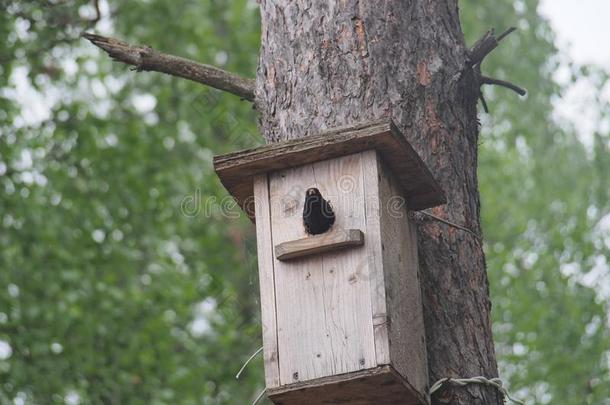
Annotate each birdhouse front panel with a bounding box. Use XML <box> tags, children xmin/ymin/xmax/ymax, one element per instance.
<box><xmin>267</xmin><ymin>151</ymin><xmax>377</xmax><ymax>385</ymax></box>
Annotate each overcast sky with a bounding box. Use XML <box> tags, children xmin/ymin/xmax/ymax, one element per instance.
<box><xmin>535</xmin><ymin>0</ymin><xmax>610</xmax><ymax>150</ymax></box>
<box><xmin>540</xmin><ymin>0</ymin><xmax>610</xmax><ymax>68</ymax></box>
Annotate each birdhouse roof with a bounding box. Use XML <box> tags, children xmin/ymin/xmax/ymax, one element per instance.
<box><xmin>213</xmin><ymin>119</ymin><xmax>445</xmax><ymax>220</ymax></box>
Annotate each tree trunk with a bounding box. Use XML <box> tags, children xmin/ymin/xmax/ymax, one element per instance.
<box><xmin>256</xmin><ymin>1</ymin><xmax>501</xmax><ymax>404</ymax></box>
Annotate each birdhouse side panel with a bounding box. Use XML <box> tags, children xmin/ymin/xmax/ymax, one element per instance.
<box><xmin>253</xmin><ymin>174</ymin><xmax>281</xmax><ymax>388</ymax></box>
<box><xmin>378</xmin><ymin>158</ymin><xmax>429</xmax><ymax>399</ymax></box>
<box><xmin>268</xmin><ymin>152</ymin><xmax>377</xmax><ymax>385</ymax></box>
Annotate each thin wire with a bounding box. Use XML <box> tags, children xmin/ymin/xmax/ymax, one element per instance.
<box><xmin>236</xmin><ymin>346</ymin><xmax>264</xmax><ymax>380</ymax></box>
<box><xmin>419</xmin><ymin>210</ymin><xmax>482</xmax><ymax>241</ymax></box>
<box><xmin>252</xmin><ymin>388</ymin><xmax>266</xmax><ymax>405</ymax></box>
<box><xmin>429</xmin><ymin>376</ymin><xmax>526</xmax><ymax>405</ymax></box>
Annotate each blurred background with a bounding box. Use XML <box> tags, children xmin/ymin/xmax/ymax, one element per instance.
<box><xmin>0</xmin><ymin>0</ymin><xmax>608</xmax><ymax>404</ymax></box>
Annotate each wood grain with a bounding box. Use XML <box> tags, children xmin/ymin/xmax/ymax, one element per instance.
<box><xmin>274</xmin><ymin>229</ymin><xmax>364</xmax><ymax>261</ymax></box>
<box><xmin>213</xmin><ymin>119</ymin><xmax>445</xmax><ymax>221</ymax></box>
<box><xmin>254</xmin><ymin>151</ymin><xmax>428</xmax><ymax>402</ymax></box>
<box><xmin>253</xmin><ymin>174</ymin><xmax>281</xmax><ymax>388</ymax></box>
<box><xmin>269</xmin><ymin>153</ymin><xmax>376</xmax><ymax>385</ymax></box>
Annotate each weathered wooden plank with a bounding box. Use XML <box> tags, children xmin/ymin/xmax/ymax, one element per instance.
<box><xmin>274</xmin><ymin>229</ymin><xmax>364</xmax><ymax>261</ymax></box>
<box><xmin>213</xmin><ymin>119</ymin><xmax>445</xmax><ymax>220</ymax></box>
<box><xmin>269</xmin><ymin>161</ymin><xmax>334</xmax><ymax>384</ymax></box>
<box><xmin>253</xmin><ymin>174</ymin><xmax>281</xmax><ymax>388</ymax></box>
<box><xmin>377</xmin><ymin>159</ymin><xmax>429</xmax><ymax>401</ymax></box>
<box><xmin>267</xmin><ymin>365</ymin><xmax>426</xmax><ymax>405</ymax></box>
<box><xmin>215</xmin><ymin>119</ymin><xmax>390</xmax><ymax>168</ymax></box>
<box><xmin>269</xmin><ymin>153</ymin><xmax>376</xmax><ymax>385</ymax></box>
<box><xmin>360</xmin><ymin>150</ymin><xmax>391</xmax><ymax>366</ymax></box>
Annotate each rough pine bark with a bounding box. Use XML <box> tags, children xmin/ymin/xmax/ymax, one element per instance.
<box><xmin>256</xmin><ymin>1</ymin><xmax>501</xmax><ymax>404</ymax></box>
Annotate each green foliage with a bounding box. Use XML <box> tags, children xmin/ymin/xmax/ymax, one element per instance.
<box><xmin>1</xmin><ymin>1</ymin><xmax>264</xmax><ymax>404</ymax></box>
<box><xmin>463</xmin><ymin>1</ymin><xmax>610</xmax><ymax>403</ymax></box>
<box><xmin>0</xmin><ymin>0</ymin><xmax>607</xmax><ymax>404</ymax></box>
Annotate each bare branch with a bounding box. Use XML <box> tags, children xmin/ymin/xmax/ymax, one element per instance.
<box><xmin>496</xmin><ymin>26</ymin><xmax>516</xmax><ymax>42</ymax></box>
<box><xmin>468</xmin><ymin>27</ymin><xmax>525</xmax><ymax>113</ymax></box>
<box><xmin>481</xmin><ymin>75</ymin><xmax>526</xmax><ymax>96</ymax></box>
<box><xmin>478</xmin><ymin>92</ymin><xmax>489</xmax><ymax>113</ymax></box>
<box><xmin>90</xmin><ymin>0</ymin><xmax>101</xmax><ymax>24</ymax></box>
<box><xmin>469</xmin><ymin>27</ymin><xmax>516</xmax><ymax>67</ymax></box>
<box><xmin>81</xmin><ymin>32</ymin><xmax>255</xmax><ymax>101</ymax></box>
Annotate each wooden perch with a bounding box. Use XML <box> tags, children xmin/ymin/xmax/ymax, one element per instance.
<box><xmin>81</xmin><ymin>32</ymin><xmax>255</xmax><ymax>101</ymax></box>
<box><xmin>274</xmin><ymin>229</ymin><xmax>365</xmax><ymax>261</ymax></box>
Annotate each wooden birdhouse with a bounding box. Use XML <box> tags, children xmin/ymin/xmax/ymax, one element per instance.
<box><xmin>214</xmin><ymin>119</ymin><xmax>445</xmax><ymax>405</ymax></box>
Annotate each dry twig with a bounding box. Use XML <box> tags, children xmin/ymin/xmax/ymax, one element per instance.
<box><xmin>82</xmin><ymin>32</ymin><xmax>256</xmax><ymax>101</ymax></box>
